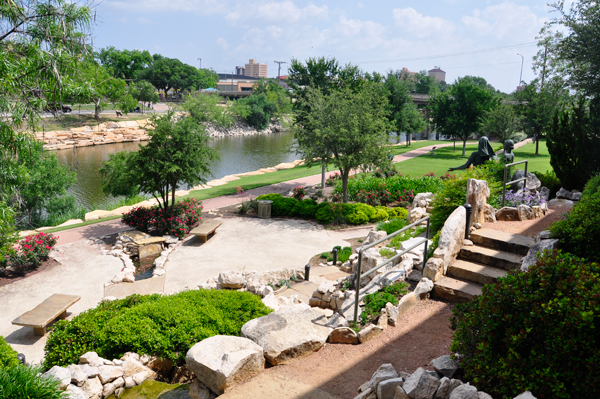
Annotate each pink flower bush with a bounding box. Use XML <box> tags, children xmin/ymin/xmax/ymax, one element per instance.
<box><xmin>122</xmin><ymin>199</ymin><xmax>203</xmax><ymax>239</ymax></box>
<box><xmin>6</xmin><ymin>232</ymin><xmax>58</xmax><ymax>273</ymax></box>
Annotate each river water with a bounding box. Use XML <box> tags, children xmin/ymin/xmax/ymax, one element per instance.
<box><xmin>55</xmin><ymin>131</ymin><xmax>298</xmax><ymax>209</ymax></box>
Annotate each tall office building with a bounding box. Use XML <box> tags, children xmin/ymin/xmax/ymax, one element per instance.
<box><xmin>244</xmin><ymin>59</ymin><xmax>267</xmax><ymax>78</ymax></box>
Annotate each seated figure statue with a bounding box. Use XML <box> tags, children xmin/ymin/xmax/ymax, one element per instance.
<box><xmin>502</xmin><ymin>139</ymin><xmax>515</xmax><ymax>163</ymax></box>
<box><xmin>448</xmin><ymin>136</ymin><xmax>497</xmax><ymax>171</ymax></box>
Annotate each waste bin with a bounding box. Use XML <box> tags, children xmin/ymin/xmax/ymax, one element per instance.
<box><xmin>257</xmin><ymin>200</ymin><xmax>272</xmax><ymax>219</ymax></box>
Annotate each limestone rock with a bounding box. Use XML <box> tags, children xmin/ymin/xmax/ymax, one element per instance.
<box><xmin>42</xmin><ymin>366</ymin><xmax>71</xmax><ymax>390</ymax></box>
<box><xmin>125</xmin><ymin>376</ymin><xmax>136</xmax><ymax>389</ymax></box>
<box><xmin>397</xmin><ymin>292</ymin><xmax>419</xmax><ymax>318</ymax></box>
<box><xmin>102</xmin><ymin>376</ymin><xmax>124</xmax><ymax>398</ymax></box>
<box><xmin>414</xmin><ymin>278</ymin><xmax>434</xmax><ymax>297</ymax></box>
<box><xmin>393</xmin><ymin>386</ymin><xmax>410</xmax><ymax>399</ymax></box>
<box><xmin>377</xmin><ymin>308</ymin><xmax>388</xmax><ymax>329</ymax></box>
<box><xmin>407</xmin><ymin>269</ymin><xmax>423</xmax><ymax>282</ymax></box>
<box><xmin>365</xmin><ymin>229</ymin><xmax>387</xmax><ymax>245</ymax></box>
<box><xmin>432</xmin><ymin>355</ymin><xmax>460</xmax><ymax>379</ymax></box>
<box><xmin>65</xmin><ymin>385</ymin><xmax>86</xmax><ymax>399</ymax></box>
<box><xmin>378</xmin><ymin>378</ymin><xmax>406</xmax><ymax>399</ymax></box>
<box><xmin>258</xmin><ymin>285</ymin><xmax>274</xmax><ymax>298</ymax></box>
<box><xmin>409</xmin><ymin>207</ymin><xmax>428</xmax><ymax>224</ymax></box>
<box><xmin>513</xmin><ymin>392</ymin><xmax>537</xmax><ymax>399</ymax></box>
<box><xmin>325</xmin><ymin>313</ymin><xmax>350</xmax><ymax>329</ymax></box>
<box><xmin>478</xmin><ymin>392</ymin><xmax>493</xmax><ymax>399</ymax></box>
<box><xmin>186</xmin><ymin>335</ymin><xmax>264</xmax><ymax>395</ymax></box>
<box><xmin>97</xmin><ymin>365</ymin><xmax>123</xmax><ymax>384</ymax></box>
<box><xmin>556</xmin><ymin>187</ymin><xmax>573</xmax><ymax>200</ymax></box>
<box><xmin>548</xmin><ymin>198</ymin><xmax>574</xmax><ymax>209</ymax></box>
<box><xmin>540</xmin><ymin>187</ymin><xmax>550</xmax><ymax>201</ymax></box>
<box><xmin>358</xmin><ymin>325</ymin><xmax>384</xmax><ymax>343</ymax></box>
<box><xmin>81</xmin><ymin>376</ymin><xmax>103</xmax><ymax>399</ymax></box>
<box><xmin>122</xmin><ymin>358</ymin><xmax>155</xmax><ymax>378</ymax></box>
<box><xmin>261</xmin><ymin>292</ymin><xmax>280</xmax><ymax>311</ymax></box>
<box><xmin>483</xmin><ymin>204</ymin><xmax>496</xmax><ymax>223</ymax></box>
<box><xmin>241</xmin><ymin>304</ymin><xmax>332</xmax><ymax>365</ymax></box>
<box><xmin>534</xmin><ymin>230</ymin><xmax>552</xmax><ymax>242</ymax></box>
<box><xmin>449</xmin><ymin>384</ymin><xmax>478</xmax><ymax>399</ymax></box>
<box><xmin>434</xmin><ymin>377</ymin><xmax>451</xmax><ymax>399</ymax></box>
<box><xmin>79</xmin><ymin>352</ymin><xmax>104</xmax><ymax>367</ymax></box>
<box><xmin>328</xmin><ymin>327</ymin><xmax>359</xmax><ymax>344</ymax></box>
<box><xmin>386</xmin><ymin>302</ymin><xmax>399</xmax><ymax>327</ymax></box>
<box><xmin>432</xmin><ymin>206</ymin><xmax>466</xmax><ymax>273</ymax></box>
<box><xmin>517</xmin><ymin>204</ymin><xmax>534</xmax><ymax>221</ymax></box>
<box><xmin>403</xmin><ymin>367</ymin><xmax>441</xmax><ymax>399</ymax></box>
<box><xmin>368</xmin><ymin>363</ymin><xmax>399</xmax><ymax>391</ymax></box>
<box><xmin>218</xmin><ymin>270</ymin><xmax>245</xmax><ymax>288</ymax></box>
<box><xmin>67</xmin><ymin>364</ymin><xmax>87</xmax><ymax>387</ymax></box>
<box><xmin>496</xmin><ymin>207</ymin><xmax>519</xmax><ymax>221</ymax></box>
<box><xmin>466</xmin><ymin>179</ymin><xmax>490</xmax><ymax>225</ymax></box>
<box><xmin>132</xmin><ymin>370</ymin><xmax>153</xmax><ymax>385</ymax></box>
<box><xmin>354</xmin><ymin>387</ymin><xmax>376</xmax><ymax>399</ymax></box>
<box><xmin>189</xmin><ymin>379</ymin><xmax>217</xmax><ymax>399</ymax></box>
<box><xmin>521</xmin><ymin>239</ymin><xmax>559</xmax><ymax>272</ymax></box>
<box><xmin>147</xmin><ymin>356</ymin><xmax>173</xmax><ymax>375</ymax></box>
<box><xmin>511</xmin><ymin>171</ymin><xmax>542</xmax><ymax>192</ymax></box>
<box><xmin>423</xmin><ymin>258</ymin><xmax>444</xmax><ymax>282</ymax></box>
<box><xmin>79</xmin><ymin>364</ymin><xmax>99</xmax><ymax>378</ymax></box>
<box><xmin>413</xmin><ymin>192</ymin><xmax>433</xmax><ymax>209</ymax></box>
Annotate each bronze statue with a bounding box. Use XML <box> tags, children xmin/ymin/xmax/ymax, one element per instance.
<box><xmin>448</xmin><ymin>136</ymin><xmax>497</xmax><ymax>171</ymax></box>
<box><xmin>502</xmin><ymin>139</ymin><xmax>515</xmax><ymax>163</ymax></box>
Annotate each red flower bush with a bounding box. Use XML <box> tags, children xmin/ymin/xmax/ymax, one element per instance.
<box><xmin>122</xmin><ymin>199</ymin><xmax>203</xmax><ymax>239</ymax></box>
<box><xmin>5</xmin><ymin>232</ymin><xmax>58</xmax><ymax>273</ymax></box>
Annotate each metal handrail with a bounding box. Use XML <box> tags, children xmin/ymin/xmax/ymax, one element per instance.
<box><xmin>353</xmin><ymin>215</ymin><xmax>430</xmax><ymax>323</ymax></box>
<box><xmin>502</xmin><ymin>160</ymin><xmax>528</xmax><ymax>207</ymax></box>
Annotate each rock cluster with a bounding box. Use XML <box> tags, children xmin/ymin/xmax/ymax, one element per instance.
<box><xmin>204</xmin><ymin>119</ymin><xmax>284</xmax><ymax>138</ymax></box>
<box><xmin>423</xmin><ymin>206</ymin><xmax>466</xmax><ymax>282</ymax></box>
<box><xmin>520</xmin><ymin>230</ymin><xmax>559</xmax><ymax>272</ymax></box>
<box><xmin>38</xmin><ymin>120</ymin><xmax>151</xmax><ymax>151</ymax></box>
<box><xmin>353</xmin><ymin>359</ymin><xmax>538</xmax><ymax>399</ymax></box>
<box><xmin>409</xmin><ymin>192</ymin><xmax>434</xmax><ymax>224</ymax></box>
<box><xmin>42</xmin><ymin>351</ymin><xmax>169</xmax><ymax>399</ymax></box>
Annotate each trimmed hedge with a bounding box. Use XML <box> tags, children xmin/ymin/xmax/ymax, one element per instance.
<box><xmin>44</xmin><ymin>290</ymin><xmax>271</xmax><ymax>368</ymax></box>
<box><xmin>0</xmin><ymin>337</ymin><xmax>18</xmax><ymax>370</ymax></box>
<box><xmin>451</xmin><ymin>250</ymin><xmax>600</xmax><ymax>398</ymax></box>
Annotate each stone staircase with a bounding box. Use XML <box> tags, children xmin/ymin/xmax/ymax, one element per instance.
<box><xmin>433</xmin><ymin>229</ymin><xmax>535</xmax><ymax>302</ymax></box>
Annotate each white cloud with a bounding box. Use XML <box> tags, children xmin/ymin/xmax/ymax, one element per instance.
<box><xmin>266</xmin><ymin>26</ymin><xmax>283</xmax><ymax>39</ymax></box>
<box><xmin>393</xmin><ymin>8</ymin><xmax>455</xmax><ymax>38</ymax></box>
<box><xmin>225</xmin><ymin>1</ymin><xmax>328</xmax><ymax>23</ymax></box>
<box><xmin>104</xmin><ymin>0</ymin><xmax>225</xmax><ymax>14</ymax></box>
<box><xmin>136</xmin><ymin>16</ymin><xmax>151</xmax><ymax>24</ymax></box>
<box><xmin>462</xmin><ymin>2</ymin><xmax>546</xmax><ymax>39</ymax></box>
<box><xmin>334</xmin><ymin>17</ymin><xmax>386</xmax><ymax>50</ymax></box>
<box><xmin>216</xmin><ymin>38</ymin><xmax>230</xmax><ymax>51</ymax></box>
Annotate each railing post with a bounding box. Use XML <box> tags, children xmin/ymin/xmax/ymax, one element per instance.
<box><xmin>304</xmin><ymin>264</ymin><xmax>310</xmax><ymax>281</ymax></box>
<box><xmin>422</xmin><ymin>218</ymin><xmax>430</xmax><ymax>270</ymax></box>
<box><xmin>463</xmin><ymin>203</ymin><xmax>472</xmax><ymax>239</ymax></box>
<box><xmin>353</xmin><ymin>250</ymin><xmax>363</xmax><ymax>323</ymax></box>
<box><xmin>502</xmin><ymin>164</ymin><xmax>508</xmax><ymax>207</ymax></box>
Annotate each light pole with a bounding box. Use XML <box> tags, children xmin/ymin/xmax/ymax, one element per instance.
<box><xmin>197</xmin><ymin>58</ymin><xmax>202</xmax><ymax>70</ymax></box>
<box><xmin>517</xmin><ymin>53</ymin><xmax>524</xmax><ymax>87</ymax></box>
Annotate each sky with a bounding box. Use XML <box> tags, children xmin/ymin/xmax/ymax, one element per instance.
<box><xmin>91</xmin><ymin>0</ymin><xmax>560</xmax><ymax>93</ymax></box>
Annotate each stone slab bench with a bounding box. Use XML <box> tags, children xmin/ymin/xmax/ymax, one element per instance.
<box><xmin>190</xmin><ymin>220</ymin><xmax>222</xmax><ymax>243</ymax></box>
<box><xmin>12</xmin><ymin>294</ymin><xmax>81</xmax><ymax>336</ymax></box>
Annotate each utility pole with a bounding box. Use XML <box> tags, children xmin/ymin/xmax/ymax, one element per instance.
<box><xmin>274</xmin><ymin>60</ymin><xmax>286</xmax><ymax>83</ymax></box>
<box><xmin>517</xmin><ymin>53</ymin><xmax>524</xmax><ymax>88</ymax></box>
<box><xmin>197</xmin><ymin>58</ymin><xmax>202</xmax><ymax>69</ymax></box>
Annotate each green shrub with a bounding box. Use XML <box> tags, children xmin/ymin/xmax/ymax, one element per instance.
<box><xmin>347</xmin><ymin>211</ymin><xmax>369</xmax><ymax>225</ymax></box>
<box><xmin>291</xmin><ymin>199</ymin><xmax>317</xmax><ymax>219</ymax></box>
<box><xmin>550</xmin><ymin>189</ymin><xmax>600</xmax><ymax>262</ymax></box>
<box><xmin>271</xmin><ymin>197</ymin><xmax>298</xmax><ymax>216</ymax></box>
<box><xmin>388</xmin><ymin>226</ymin><xmax>426</xmax><ymax>248</ymax></box>
<box><xmin>238</xmin><ymin>93</ymin><xmax>278</xmax><ymax>130</ymax></box>
<box><xmin>0</xmin><ymin>337</ymin><xmax>18</xmax><ymax>369</ymax></box>
<box><xmin>0</xmin><ymin>364</ymin><xmax>66</xmax><ymax>399</ymax></box>
<box><xmin>384</xmin><ymin>281</ymin><xmax>408</xmax><ymax>296</ymax></box>
<box><xmin>256</xmin><ymin>193</ymin><xmax>283</xmax><ymax>202</ymax></box>
<box><xmin>371</xmin><ymin>208</ymin><xmax>389</xmax><ymax>222</ymax></box>
<box><xmin>387</xmin><ymin>207</ymin><xmax>408</xmax><ymax>219</ymax></box>
<box><xmin>336</xmin><ymin>174</ymin><xmax>444</xmax><ymax>200</ymax></box>
<box><xmin>363</xmin><ymin>291</ymin><xmax>398</xmax><ymax>321</ymax></box>
<box><xmin>533</xmin><ymin>169</ymin><xmax>562</xmax><ymax>200</ymax></box>
<box><xmin>377</xmin><ymin>218</ymin><xmax>407</xmax><ymax>235</ymax></box>
<box><xmin>338</xmin><ymin>247</ymin><xmax>353</xmax><ymax>263</ymax></box>
<box><xmin>582</xmin><ymin>174</ymin><xmax>600</xmax><ymax>198</ymax></box>
<box><xmin>427</xmin><ymin>230</ymin><xmax>441</xmax><ymax>258</ymax></box>
<box><xmin>315</xmin><ymin>203</ymin><xmax>335</xmax><ymax>224</ymax></box>
<box><xmin>451</xmin><ymin>250</ymin><xmax>600</xmax><ymax>399</ymax></box>
<box><xmin>379</xmin><ymin>248</ymin><xmax>395</xmax><ymax>258</ymax></box>
<box><xmin>44</xmin><ymin>290</ymin><xmax>271</xmax><ymax>368</ymax></box>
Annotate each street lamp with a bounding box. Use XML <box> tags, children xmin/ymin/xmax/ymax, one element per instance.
<box><xmin>517</xmin><ymin>53</ymin><xmax>524</xmax><ymax>87</ymax></box>
<box><xmin>197</xmin><ymin>58</ymin><xmax>202</xmax><ymax>69</ymax></box>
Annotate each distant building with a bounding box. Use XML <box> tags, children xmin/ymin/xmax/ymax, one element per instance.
<box><xmin>428</xmin><ymin>67</ymin><xmax>446</xmax><ymax>82</ymax></box>
<box><xmin>235</xmin><ymin>66</ymin><xmax>245</xmax><ymax>75</ymax></box>
<box><xmin>400</xmin><ymin>67</ymin><xmax>417</xmax><ymax>80</ymax></box>
<box><xmin>245</xmin><ymin>59</ymin><xmax>267</xmax><ymax>78</ymax></box>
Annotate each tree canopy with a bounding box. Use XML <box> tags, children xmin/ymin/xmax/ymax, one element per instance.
<box><xmin>137</xmin><ymin>55</ymin><xmax>218</xmax><ymax>93</ymax></box>
<box><xmin>96</xmin><ymin>46</ymin><xmax>153</xmax><ymax>80</ymax></box>
<box><xmin>383</xmin><ymin>72</ymin><xmax>426</xmax><ymax>142</ymax></box>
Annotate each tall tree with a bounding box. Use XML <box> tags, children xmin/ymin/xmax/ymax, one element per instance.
<box><xmin>479</xmin><ymin>102</ymin><xmax>521</xmax><ymax>143</ymax></box>
<box><xmin>384</xmin><ymin>72</ymin><xmax>426</xmax><ymax>143</ymax></box>
<box><xmin>130</xmin><ymin>80</ymin><xmax>159</xmax><ymax>114</ymax></box>
<box><xmin>294</xmin><ymin>82</ymin><xmax>389</xmax><ymax>202</ymax></box>
<box><xmin>96</xmin><ymin>46</ymin><xmax>153</xmax><ymax>80</ymax></box>
<box><xmin>138</xmin><ymin>55</ymin><xmax>218</xmax><ymax>93</ymax></box>
<box><xmin>429</xmin><ymin>77</ymin><xmax>500</xmax><ymax>156</ymax></box>
<box><xmin>78</xmin><ymin>61</ymin><xmax>130</xmax><ymax>119</ymax></box>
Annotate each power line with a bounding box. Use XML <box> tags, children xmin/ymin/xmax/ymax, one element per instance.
<box><xmin>358</xmin><ymin>41</ymin><xmax>538</xmax><ymax>65</ymax></box>
<box><xmin>442</xmin><ymin>60</ymin><xmax>532</xmax><ymax>70</ymax></box>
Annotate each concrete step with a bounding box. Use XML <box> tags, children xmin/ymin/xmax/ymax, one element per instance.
<box><xmin>433</xmin><ymin>277</ymin><xmax>483</xmax><ymax>303</ymax></box>
<box><xmin>448</xmin><ymin>259</ymin><xmax>508</xmax><ymax>286</ymax></box>
<box><xmin>459</xmin><ymin>245</ymin><xmax>523</xmax><ymax>271</ymax></box>
<box><xmin>470</xmin><ymin>228</ymin><xmax>534</xmax><ymax>256</ymax></box>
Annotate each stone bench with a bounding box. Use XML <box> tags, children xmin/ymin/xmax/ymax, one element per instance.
<box><xmin>190</xmin><ymin>220</ymin><xmax>223</xmax><ymax>243</ymax></box>
<box><xmin>12</xmin><ymin>294</ymin><xmax>81</xmax><ymax>336</ymax></box>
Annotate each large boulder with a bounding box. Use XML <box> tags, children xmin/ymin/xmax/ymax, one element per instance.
<box><xmin>97</xmin><ymin>365</ymin><xmax>123</xmax><ymax>384</ymax></box>
<box><xmin>511</xmin><ymin>171</ymin><xmax>542</xmax><ymax>192</ymax></box>
<box><xmin>413</xmin><ymin>192</ymin><xmax>434</xmax><ymax>208</ymax></box>
<box><xmin>218</xmin><ymin>270</ymin><xmax>245</xmax><ymax>289</ymax></box>
<box><xmin>378</xmin><ymin>378</ymin><xmax>407</xmax><ymax>399</ymax></box>
<box><xmin>483</xmin><ymin>204</ymin><xmax>496</xmax><ymax>223</ymax></box>
<box><xmin>431</xmin><ymin>355</ymin><xmax>459</xmax><ymax>379</ymax></box>
<box><xmin>42</xmin><ymin>366</ymin><xmax>71</xmax><ymax>390</ymax></box>
<box><xmin>496</xmin><ymin>207</ymin><xmax>519</xmax><ymax>221</ymax></box>
<box><xmin>521</xmin><ymin>239</ymin><xmax>560</xmax><ymax>272</ymax></box>
<box><xmin>186</xmin><ymin>335</ymin><xmax>265</xmax><ymax>395</ymax></box>
<box><xmin>79</xmin><ymin>352</ymin><xmax>104</xmax><ymax>368</ymax></box>
<box><xmin>409</xmin><ymin>207</ymin><xmax>428</xmax><ymax>224</ymax></box>
<box><xmin>403</xmin><ymin>367</ymin><xmax>441</xmax><ymax>399</ymax></box>
<box><xmin>67</xmin><ymin>364</ymin><xmax>87</xmax><ymax>387</ymax></box>
<box><xmin>367</xmin><ymin>363</ymin><xmax>399</xmax><ymax>391</ymax></box>
<box><xmin>466</xmin><ymin>179</ymin><xmax>490</xmax><ymax>225</ymax></box>
<box><xmin>81</xmin><ymin>377</ymin><xmax>103</xmax><ymax>399</ymax></box>
<box><xmin>430</xmin><ymin>206</ymin><xmax>466</xmax><ymax>274</ymax></box>
<box><xmin>358</xmin><ymin>325</ymin><xmax>384</xmax><ymax>343</ymax></box>
<box><xmin>513</xmin><ymin>392</ymin><xmax>537</xmax><ymax>399</ymax></box>
<box><xmin>449</xmin><ymin>383</ymin><xmax>478</xmax><ymax>399</ymax></box>
<box><xmin>241</xmin><ymin>304</ymin><xmax>332</xmax><ymax>365</ymax></box>
<box><xmin>517</xmin><ymin>204</ymin><xmax>534</xmax><ymax>221</ymax></box>
<box><xmin>328</xmin><ymin>327</ymin><xmax>359</xmax><ymax>344</ymax></box>
<box><xmin>365</xmin><ymin>229</ymin><xmax>387</xmax><ymax>246</ymax></box>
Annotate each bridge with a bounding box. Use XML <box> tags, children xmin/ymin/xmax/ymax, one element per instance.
<box><xmin>217</xmin><ymin>90</ymin><xmax>431</xmax><ymax>104</ymax></box>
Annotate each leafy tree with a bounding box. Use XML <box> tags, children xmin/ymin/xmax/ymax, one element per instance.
<box><xmin>96</xmin><ymin>46</ymin><xmax>153</xmax><ymax>80</ymax></box>
<box><xmin>138</xmin><ymin>55</ymin><xmax>218</xmax><ymax>93</ymax></box>
<box><xmin>100</xmin><ymin>111</ymin><xmax>219</xmax><ymax>214</ymax></box>
<box><xmin>384</xmin><ymin>72</ymin><xmax>426</xmax><ymax>143</ymax></box>
<box><xmin>183</xmin><ymin>93</ymin><xmax>234</xmax><ymax>128</ymax></box>
<box><xmin>547</xmin><ymin>99</ymin><xmax>600</xmax><ymax>190</ymax></box>
<box><xmin>429</xmin><ymin>77</ymin><xmax>500</xmax><ymax>156</ymax></box>
<box><xmin>252</xmin><ymin>78</ymin><xmax>292</xmax><ymax>117</ymax></box>
<box><xmin>238</xmin><ymin>94</ymin><xmax>278</xmax><ymax>131</ymax></box>
<box><xmin>479</xmin><ymin>102</ymin><xmax>521</xmax><ymax>143</ymax></box>
<box><xmin>78</xmin><ymin>61</ymin><xmax>129</xmax><ymax>119</ymax></box>
<box><xmin>129</xmin><ymin>80</ymin><xmax>159</xmax><ymax>114</ymax></box>
<box><xmin>294</xmin><ymin>82</ymin><xmax>389</xmax><ymax>202</ymax></box>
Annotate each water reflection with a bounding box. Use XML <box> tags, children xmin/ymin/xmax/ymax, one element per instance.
<box><xmin>55</xmin><ymin>131</ymin><xmax>298</xmax><ymax>209</ymax></box>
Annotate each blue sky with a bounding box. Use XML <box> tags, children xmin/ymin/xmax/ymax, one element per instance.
<box><xmin>92</xmin><ymin>0</ymin><xmax>557</xmax><ymax>93</ymax></box>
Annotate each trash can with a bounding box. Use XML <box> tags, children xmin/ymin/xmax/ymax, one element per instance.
<box><xmin>257</xmin><ymin>200</ymin><xmax>272</xmax><ymax>219</ymax></box>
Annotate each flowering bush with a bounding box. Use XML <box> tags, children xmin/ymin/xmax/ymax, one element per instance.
<box><xmin>292</xmin><ymin>186</ymin><xmax>306</xmax><ymax>200</ymax></box>
<box><xmin>122</xmin><ymin>199</ymin><xmax>203</xmax><ymax>239</ymax></box>
<box><xmin>424</xmin><ymin>172</ymin><xmax>436</xmax><ymax>178</ymax></box>
<box><xmin>325</xmin><ymin>172</ymin><xmax>341</xmax><ymax>186</ymax></box>
<box><xmin>504</xmin><ymin>190</ymin><xmax>546</xmax><ymax>208</ymax></box>
<box><xmin>235</xmin><ymin>186</ymin><xmax>244</xmax><ymax>195</ymax></box>
<box><xmin>5</xmin><ymin>232</ymin><xmax>58</xmax><ymax>273</ymax></box>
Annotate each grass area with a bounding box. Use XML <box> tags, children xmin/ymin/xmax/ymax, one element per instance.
<box><xmin>396</xmin><ymin>140</ymin><xmax>551</xmax><ymax>177</ymax></box>
<box><xmin>29</xmin><ymin>113</ymin><xmax>153</xmax><ymax>132</ymax></box>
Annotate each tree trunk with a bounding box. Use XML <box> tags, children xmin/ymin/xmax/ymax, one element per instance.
<box><xmin>342</xmin><ymin>169</ymin><xmax>350</xmax><ymax>203</ymax></box>
<box><xmin>94</xmin><ymin>101</ymin><xmax>100</xmax><ymax>120</ymax></box>
<box><xmin>321</xmin><ymin>161</ymin><xmax>326</xmax><ymax>189</ymax></box>
<box><xmin>462</xmin><ymin>139</ymin><xmax>467</xmax><ymax>157</ymax></box>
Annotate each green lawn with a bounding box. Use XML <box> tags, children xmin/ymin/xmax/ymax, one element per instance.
<box><xmin>396</xmin><ymin>140</ymin><xmax>551</xmax><ymax>178</ymax></box>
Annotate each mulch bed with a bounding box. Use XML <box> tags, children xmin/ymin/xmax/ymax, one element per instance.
<box><xmin>0</xmin><ymin>258</ymin><xmax>60</xmax><ymax>288</ymax></box>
